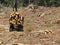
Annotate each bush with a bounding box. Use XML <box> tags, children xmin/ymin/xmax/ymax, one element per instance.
<box><xmin>27</xmin><ymin>26</ymin><xmax>32</xmax><ymax>32</ymax></box>
<box><xmin>1</xmin><ymin>0</ymin><xmax>60</xmax><ymax>7</ymax></box>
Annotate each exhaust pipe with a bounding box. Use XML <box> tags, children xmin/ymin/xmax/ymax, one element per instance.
<box><xmin>13</xmin><ymin>0</ymin><xmax>17</xmax><ymax>12</ymax></box>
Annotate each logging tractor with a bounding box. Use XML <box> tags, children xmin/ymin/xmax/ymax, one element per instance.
<box><xmin>9</xmin><ymin>0</ymin><xmax>24</xmax><ymax>31</ymax></box>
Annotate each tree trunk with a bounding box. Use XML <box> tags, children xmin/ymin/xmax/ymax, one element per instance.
<box><xmin>44</xmin><ymin>0</ymin><xmax>47</xmax><ymax>7</ymax></box>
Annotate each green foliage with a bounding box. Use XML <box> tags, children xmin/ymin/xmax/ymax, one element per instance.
<box><xmin>43</xmin><ymin>23</ymin><xmax>54</xmax><ymax>27</ymax></box>
<box><xmin>27</xmin><ymin>26</ymin><xmax>32</xmax><ymax>32</ymax></box>
<box><xmin>0</xmin><ymin>0</ymin><xmax>60</xmax><ymax>7</ymax></box>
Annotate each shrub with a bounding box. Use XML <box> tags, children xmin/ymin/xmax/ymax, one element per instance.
<box><xmin>27</xmin><ymin>26</ymin><xmax>32</xmax><ymax>32</ymax></box>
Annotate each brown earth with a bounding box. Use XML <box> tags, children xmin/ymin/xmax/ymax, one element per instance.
<box><xmin>0</xmin><ymin>6</ymin><xmax>60</xmax><ymax>45</ymax></box>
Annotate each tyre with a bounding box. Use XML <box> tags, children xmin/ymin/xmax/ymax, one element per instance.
<box><xmin>9</xmin><ymin>23</ymin><xmax>14</xmax><ymax>31</ymax></box>
<box><xmin>17</xmin><ymin>24</ymin><xmax>23</xmax><ymax>31</ymax></box>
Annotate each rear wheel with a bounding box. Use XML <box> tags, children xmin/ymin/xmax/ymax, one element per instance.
<box><xmin>17</xmin><ymin>24</ymin><xmax>23</xmax><ymax>31</ymax></box>
<box><xmin>9</xmin><ymin>23</ymin><xmax>14</xmax><ymax>31</ymax></box>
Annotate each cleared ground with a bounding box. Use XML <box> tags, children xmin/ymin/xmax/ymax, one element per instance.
<box><xmin>0</xmin><ymin>7</ymin><xmax>60</xmax><ymax>45</ymax></box>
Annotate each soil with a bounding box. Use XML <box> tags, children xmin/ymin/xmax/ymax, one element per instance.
<box><xmin>0</xmin><ymin>6</ymin><xmax>60</xmax><ymax>45</ymax></box>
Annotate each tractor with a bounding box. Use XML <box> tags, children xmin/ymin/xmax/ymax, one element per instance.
<box><xmin>9</xmin><ymin>0</ymin><xmax>24</xmax><ymax>31</ymax></box>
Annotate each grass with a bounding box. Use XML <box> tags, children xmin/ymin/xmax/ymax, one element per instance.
<box><xmin>27</xmin><ymin>26</ymin><xmax>32</xmax><ymax>32</ymax></box>
<box><xmin>0</xmin><ymin>11</ymin><xmax>2</xmax><ymax>13</ymax></box>
<box><xmin>42</xmin><ymin>22</ymin><xmax>60</xmax><ymax>27</ymax></box>
<box><xmin>0</xmin><ymin>9</ymin><xmax>3</xmax><ymax>13</ymax></box>
<box><xmin>42</xmin><ymin>23</ymin><xmax>54</xmax><ymax>27</ymax></box>
<box><xmin>27</xmin><ymin>19</ymin><xmax>33</xmax><ymax>23</ymax></box>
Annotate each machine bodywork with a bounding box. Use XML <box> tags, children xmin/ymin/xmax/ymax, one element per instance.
<box><xmin>9</xmin><ymin>0</ymin><xmax>24</xmax><ymax>31</ymax></box>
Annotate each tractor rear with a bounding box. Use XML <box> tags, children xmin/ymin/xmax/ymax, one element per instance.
<box><xmin>9</xmin><ymin>12</ymin><xmax>24</xmax><ymax>31</ymax></box>
<box><xmin>9</xmin><ymin>0</ymin><xmax>24</xmax><ymax>31</ymax></box>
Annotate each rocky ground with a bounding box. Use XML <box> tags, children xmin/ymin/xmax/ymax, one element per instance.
<box><xmin>0</xmin><ymin>6</ymin><xmax>60</xmax><ymax>45</ymax></box>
